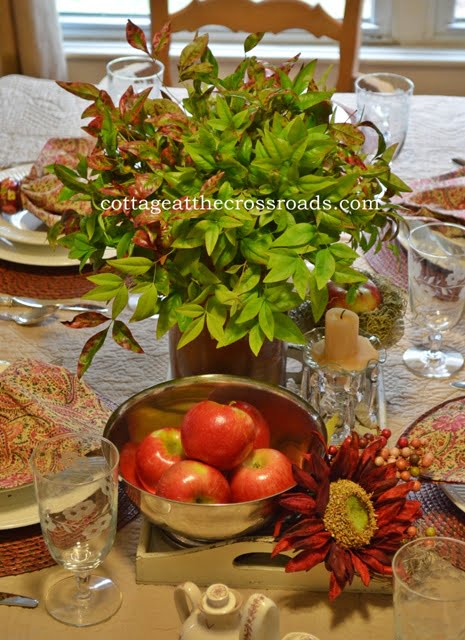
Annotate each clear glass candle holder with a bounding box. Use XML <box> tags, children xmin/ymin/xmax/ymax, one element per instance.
<box><xmin>301</xmin><ymin>328</ymin><xmax>385</xmax><ymax>445</ymax></box>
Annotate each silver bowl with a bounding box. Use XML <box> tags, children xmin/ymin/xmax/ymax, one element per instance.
<box><xmin>104</xmin><ymin>375</ymin><xmax>326</xmax><ymax>544</ymax></box>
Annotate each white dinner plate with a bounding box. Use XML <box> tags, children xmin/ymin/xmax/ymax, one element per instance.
<box><xmin>440</xmin><ymin>483</ymin><xmax>465</xmax><ymax>514</ymax></box>
<box><xmin>0</xmin><ymin>484</ymin><xmax>39</xmax><ymax>530</ymax></box>
<box><xmin>0</xmin><ymin>236</ymin><xmax>80</xmax><ymax>267</ymax></box>
<box><xmin>0</xmin><ymin>164</ymin><xmax>50</xmax><ymax>246</ymax></box>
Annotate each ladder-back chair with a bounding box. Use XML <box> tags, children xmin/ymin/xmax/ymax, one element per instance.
<box><xmin>150</xmin><ymin>0</ymin><xmax>363</xmax><ymax>92</ymax></box>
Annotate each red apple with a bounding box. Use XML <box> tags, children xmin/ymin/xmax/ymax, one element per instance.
<box><xmin>156</xmin><ymin>460</ymin><xmax>231</xmax><ymax>504</ymax></box>
<box><xmin>229</xmin><ymin>448</ymin><xmax>295</xmax><ymax>502</ymax></box>
<box><xmin>181</xmin><ymin>400</ymin><xmax>255</xmax><ymax>470</ymax></box>
<box><xmin>229</xmin><ymin>400</ymin><xmax>271</xmax><ymax>449</ymax></box>
<box><xmin>326</xmin><ymin>279</ymin><xmax>382</xmax><ymax>313</ymax></box>
<box><xmin>119</xmin><ymin>441</ymin><xmax>140</xmax><ymax>486</ymax></box>
<box><xmin>136</xmin><ymin>427</ymin><xmax>184</xmax><ymax>492</ymax></box>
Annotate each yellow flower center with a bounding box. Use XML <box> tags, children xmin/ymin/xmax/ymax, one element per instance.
<box><xmin>323</xmin><ymin>479</ymin><xmax>377</xmax><ymax>549</ymax></box>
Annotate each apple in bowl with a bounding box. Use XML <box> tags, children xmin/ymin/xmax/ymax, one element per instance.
<box><xmin>229</xmin><ymin>448</ymin><xmax>295</xmax><ymax>502</ymax></box>
<box><xmin>105</xmin><ymin>374</ymin><xmax>326</xmax><ymax>543</ymax></box>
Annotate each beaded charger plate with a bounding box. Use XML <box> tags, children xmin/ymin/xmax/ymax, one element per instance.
<box><xmin>401</xmin><ymin>396</ymin><xmax>465</xmax><ymax>536</ymax></box>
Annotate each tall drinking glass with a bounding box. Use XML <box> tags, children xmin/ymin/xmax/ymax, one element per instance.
<box><xmin>392</xmin><ymin>536</ymin><xmax>465</xmax><ymax>640</ymax></box>
<box><xmin>106</xmin><ymin>55</ymin><xmax>164</xmax><ymax>102</ymax></box>
<box><xmin>30</xmin><ymin>433</ymin><xmax>121</xmax><ymax>627</ymax></box>
<box><xmin>355</xmin><ymin>72</ymin><xmax>414</xmax><ymax>160</ymax></box>
<box><xmin>403</xmin><ymin>222</ymin><xmax>465</xmax><ymax>378</ymax></box>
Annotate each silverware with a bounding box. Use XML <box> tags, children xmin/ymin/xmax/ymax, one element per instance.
<box><xmin>0</xmin><ymin>294</ymin><xmax>108</xmax><ymax>313</ymax></box>
<box><xmin>0</xmin><ymin>306</ymin><xmax>57</xmax><ymax>325</ymax></box>
<box><xmin>452</xmin><ymin>157</ymin><xmax>465</xmax><ymax>167</ymax></box>
<box><xmin>450</xmin><ymin>381</ymin><xmax>465</xmax><ymax>389</ymax></box>
<box><xmin>0</xmin><ymin>592</ymin><xmax>39</xmax><ymax>608</ymax></box>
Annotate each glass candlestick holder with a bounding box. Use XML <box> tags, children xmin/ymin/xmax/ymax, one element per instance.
<box><xmin>300</xmin><ymin>328</ymin><xmax>386</xmax><ymax>445</ymax></box>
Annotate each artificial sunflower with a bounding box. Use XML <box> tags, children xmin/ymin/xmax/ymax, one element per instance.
<box><xmin>272</xmin><ymin>431</ymin><xmax>422</xmax><ymax>600</ymax></box>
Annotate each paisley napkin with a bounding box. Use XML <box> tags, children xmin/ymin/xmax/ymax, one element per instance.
<box><xmin>396</xmin><ymin>166</ymin><xmax>465</xmax><ymax>222</ymax></box>
<box><xmin>0</xmin><ymin>137</ymin><xmax>94</xmax><ymax>226</ymax></box>
<box><xmin>0</xmin><ymin>359</ymin><xmax>111</xmax><ymax>490</ymax></box>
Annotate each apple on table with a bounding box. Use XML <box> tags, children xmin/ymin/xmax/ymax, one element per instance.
<box><xmin>326</xmin><ymin>278</ymin><xmax>382</xmax><ymax>313</ymax></box>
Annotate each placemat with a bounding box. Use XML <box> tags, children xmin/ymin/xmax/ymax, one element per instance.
<box><xmin>364</xmin><ymin>240</ymin><xmax>408</xmax><ymax>289</ymax></box>
<box><xmin>0</xmin><ymin>260</ymin><xmax>95</xmax><ymax>299</ymax></box>
<box><xmin>0</xmin><ymin>484</ymin><xmax>139</xmax><ymax>577</ymax></box>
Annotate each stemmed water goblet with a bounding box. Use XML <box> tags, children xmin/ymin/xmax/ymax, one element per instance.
<box><xmin>355</xmin><ymin>72</ymin><xmax>414</xmax><ymax>161</ymax></box>
<box><xmin>30</xmin><ymin>433</ymin><xmax>121</xmax><ymax>627</ymax></box>
<box><xmin>403</xmin><ymin>221</ymin><xmax>465</xmax><ymax>378</ymax></box>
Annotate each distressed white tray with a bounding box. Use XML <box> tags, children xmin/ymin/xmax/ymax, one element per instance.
<box><xmin>136</xmin><ymin>518</ymin><xmax>392</xmax><ymax>593</ymax></box>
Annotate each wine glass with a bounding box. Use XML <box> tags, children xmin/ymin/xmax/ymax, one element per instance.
<box><xmin>403</xmin><ymin>221</ymin><xmax>465</xmax><ymax>378</ymax></box>
<box><xmin>355</xmin><ymin>72</ymin><xmax>414</xmax><ymax>160</ymax></box>
<box><xmin>30</xmin><ymin>433</ymin><xmax>121</xmax><ymax>627</ymax></box>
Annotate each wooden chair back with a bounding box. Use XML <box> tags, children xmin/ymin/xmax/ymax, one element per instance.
<box><xmin>150</xmin><ymin>0</ymin><xmax>363</xmax><ymax>91</ymax></box>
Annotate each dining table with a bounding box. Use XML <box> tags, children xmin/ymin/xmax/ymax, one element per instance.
<box><xmin>0</xmin><ymin>73</ymin><xmax>465</xmax><ymax>640</ymax></box>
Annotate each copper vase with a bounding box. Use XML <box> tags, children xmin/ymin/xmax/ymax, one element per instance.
<box><xmin>169</xmin><ymin>326</ymin><xmax>287</xmax><ymax>386</ymax></box>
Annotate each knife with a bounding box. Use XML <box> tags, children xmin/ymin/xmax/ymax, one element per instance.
<box><xmin>0</xmin><ymin>294</ymin><xmax>108</xmax><ymax>314</ymax></box>
<box><xmin>0</xmin><ymin>592</ymin><xmax>39</xmax><ymax>608</ymax></box>
<box><xmin>452</xmin><ymin>157</ymin><xmax>465</xmax><ymax>166</ymax></box>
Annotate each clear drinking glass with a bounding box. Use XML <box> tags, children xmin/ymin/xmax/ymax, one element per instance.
<box><xmin>30</xmin><ymin>433</ymin><xmax>121</xmax><ymax>627</ymax></box>
<box><xmin>355</xmin><ymin>72</ymin><xmax>414</xmax><ymax>160</ymax></box>
<box><xmin>392</xmin><ymin>536</ymin><xmax>465</xmax><ymax>640</ymax></box>
<box><xmin>403</xmin><ymin>222</ymin><xmax>465</xmax><ymax>378</ymax></box>
<box><xmin>106</xmin><ymin>55</ymin><xmax>165</xmax><ymax>102</ymax></box>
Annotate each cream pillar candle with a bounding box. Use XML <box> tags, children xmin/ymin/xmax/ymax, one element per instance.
<box><xmin>312</xmin><ymin>307</ymin><xmax>379</xmax><ymax>371</ymax></box>
<box><xmin>324</xmin><ymin>307</ymin><xmax>359</xmax><ymax>362</ymax></box>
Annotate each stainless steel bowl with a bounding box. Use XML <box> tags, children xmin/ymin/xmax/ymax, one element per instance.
<box><xmin>104</xmin><ymin>375</ymin><xmax>326</xmax><ymax>544</ymax></box>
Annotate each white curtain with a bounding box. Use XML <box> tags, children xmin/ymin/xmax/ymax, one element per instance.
<box><xmin>0</xmin><ymin>0</ymin><xmax>67</xmax><ymax>80</ymax></box>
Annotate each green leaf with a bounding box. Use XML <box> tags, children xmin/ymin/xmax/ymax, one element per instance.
<box><xmin>205</xmin><ymin>223</ymin><xmax>220</xmax><ymax>255</ymax></box>
<box><xmin>292</xmin><ymin>259</ymin><xmax>311</xmax><ymax>299</ymax></box>
<box><xmin>329</xmin><ymin>243</ymin><xmax>358</xmax><ymax>261</ymax></box>
<box><xmin>53</xmin><ymin>165</ymin><xmax>88</xmax><ymax>193</ymax></box>
<box><xmin>130</xmin><ymin>283</ymin><xmax>158</xmax><ymax>321</ymax></box>
<box><xmin>244</xmin><ymin>32</ymin><xmax>264</xmax><ymax>53</ymax></box>
<box><xmin>176</xmin><ymin>303</ymin><xmax>205</xmax><ymax>319</ymax></box>
<box><xmin>249</xmin><ymin>323</ymin><xmax>265</xmax><ymax>356</ymax></box>
<box><xmin>111</xmin><ymin>284</ymin><xmax>129</xmax><ymax>318</ymax></box>
<box><xmin>176</xmin><ymin>315</ymin><xmax>206</xmax><ymax>349</ymax></box>
<box><xmin>112</xmin><ymin>320</ymin><xmax>144</xmax><ymax>353</ymax></box>
<box><xmin>263</xmin><ymin>252</ymin><xmax>296</xmax><ymax>283</ymax></box>
<box><xmin>234</xmin><ymin>266</ymin><xmax>261</xmax><ymax>294</ymax></box>
<box><xmin>57</xmin><ymin>81</ymin><xmax>101</xmax><ymax>102</ymax></box>
<box><xmin>107</xmin><ymin>256</ymin><xmax>153</xmax><ymax>275</ymax></box>
<box><xmin>77</xmin><ymin>328</ymin><xmax>109</xmax><ymax>378</ymax></box>
<box><xmin>179</xmin><ymin>33</ymin><xmax>209</xmax><ymax>68</ymax></box>
<box><xmin>273</xmin><ymin>312</ymin><xmax>306</xmax><ymax>344</ymax></box>
<box><xmin>87</xmin><ymin>273</ymin><xmax>123</xmax><ymax>286</ymax></box>
<box><xmin>237</xmin><ymin>294</ymin><xmax>262</xmax><ymax>323</ymax></box>
<box><xmin>272</xmin><ymin>223</ymin><xmax>315</xmax><ymax>248</ymax></box>
<box><xmin>293</xmin><ymin>59</ymin><xmax>317</xmax><ymax>94</ymax></box>
<box><xmin>126</xmin><ymin>19</ymin><xmax>150</xmax><ymax>54</ymax></box>
<box><xmin>314</xmin><ymin>248</ymin><xmax>336</xmax><ymax>289</ymax></box>
<box><xmin>308</xmin><ymin>272</ymin><xmax>329</xmax><ymax>322</ymax></box>
<box><xmin>259</xmin><ymin>302</ymin><xmax>274</xmax><ymax>342</ymax></box>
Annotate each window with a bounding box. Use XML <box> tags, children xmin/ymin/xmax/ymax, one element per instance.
<box><xmin>56</xmin><ymin>0</ymin><xmax>465</xmax><ymax>47</ymax></box>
